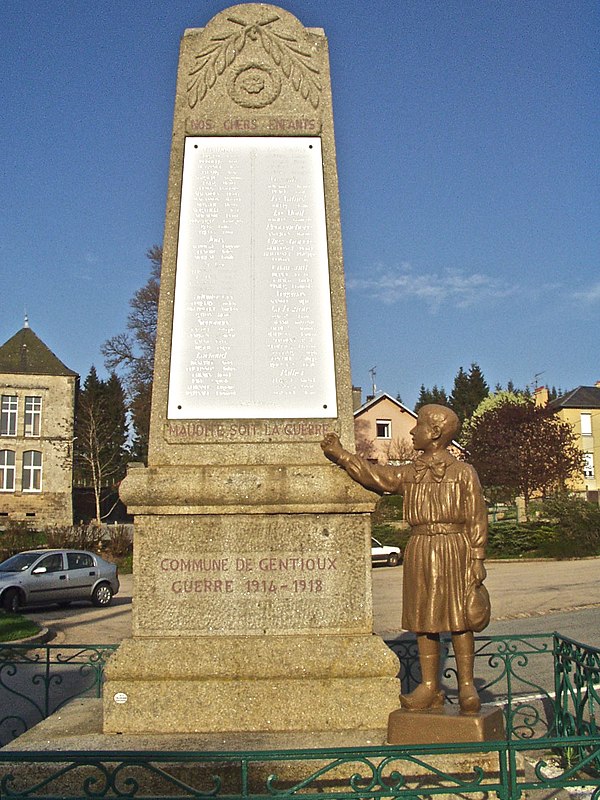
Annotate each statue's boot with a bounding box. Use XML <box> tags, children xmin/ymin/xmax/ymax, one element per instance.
<box><xmin>400</xmin><ymin>654</ymin><xmax>445</xmax><ymax>710</ymax></box>
<box><xmin>456</xmin><ymin>654</ymin><xmax>481</xmax><ymax>714</ymax></box>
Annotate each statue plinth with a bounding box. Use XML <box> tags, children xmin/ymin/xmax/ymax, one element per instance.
<box><xmin>387</xmin><ymin>706</ymin><xmax>505</xmax><ymax>745</ymax></box>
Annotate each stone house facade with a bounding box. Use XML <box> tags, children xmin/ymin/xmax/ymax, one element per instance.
<box><xmin>542</xmin><ymin>383</ymin><xmax>600</xmax><ymax>503</ymax></box>
<box><xmin>0</xmin><ymin>323</ymin><xmax>77</xmax><ymax>526</ymax></box>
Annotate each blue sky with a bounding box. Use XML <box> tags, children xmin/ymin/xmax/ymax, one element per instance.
<box><xmin>1</xmin><ymin>1</ymin><xmax>597</xmax><ymax>409</ymax></box>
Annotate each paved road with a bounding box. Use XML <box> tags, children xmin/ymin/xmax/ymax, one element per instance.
<box><xmin>21</xmin><ymin>558</ymin><xmax>600</xmax><ymax>647</ymax></box>
<box><xmin>24</xmin><ymin>574</ymin><xmax>133</xmax><ymax>644</ymax></box>
<box><xmin>372</xmin><ymin>558</ymin><xmax>600</xmax><ymax>646</ymax></box>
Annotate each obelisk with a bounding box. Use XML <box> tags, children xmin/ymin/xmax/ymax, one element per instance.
<box><xmin>103</xmin><ymin>3</ymin><xmax>399</xmax><ymax>735</ymax></box>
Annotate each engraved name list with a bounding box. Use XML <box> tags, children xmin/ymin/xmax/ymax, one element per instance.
<box><xmin>168</xmin><ymin>136</ymin><xmax>337</xmax><ymax>421</ymax></box>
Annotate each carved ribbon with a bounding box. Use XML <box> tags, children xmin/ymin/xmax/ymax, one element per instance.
<box><xmin>413</xmin><ymin>457</ymin><xmax>448</xmax><ymax>483</ymax></box>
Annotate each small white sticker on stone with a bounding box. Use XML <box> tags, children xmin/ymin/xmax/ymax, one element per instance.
<box><xmin>114</xmin><ymin>692</ymin><xmax>128</xmax><ymax>704</ymax></box>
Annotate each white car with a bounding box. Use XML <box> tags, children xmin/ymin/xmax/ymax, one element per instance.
<box><xmin>371</xmin><ymin>537</ymin><xmax>401</xmax><ymax>567</ymax></box>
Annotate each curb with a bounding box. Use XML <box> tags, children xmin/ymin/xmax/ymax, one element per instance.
<box><xmin>0</xmin><ymin>626</ymin><xmax>55</xmax><ymax>647</ymax></box>
<box><xmin>487</xmin><ymin>555</ymin><xmax>600</xmax><ymax>563</ymax></box>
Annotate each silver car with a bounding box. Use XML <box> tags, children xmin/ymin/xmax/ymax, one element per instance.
<box><xmin>0</xmin><ymin>549</ymin><xmax>120</xmax><ymax>612</ymax></box>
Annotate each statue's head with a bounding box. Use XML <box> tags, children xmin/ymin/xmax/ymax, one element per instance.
<box><xmin>417</xmin><ymin>404</ymin><xmax>460</xmax><ymax>448</ymax></box>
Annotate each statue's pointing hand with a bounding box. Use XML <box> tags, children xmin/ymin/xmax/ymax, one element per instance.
<box><xmin>321</xmin><ymin>432</ymin><xmax>344</xmax><ymax>464</ymax></box>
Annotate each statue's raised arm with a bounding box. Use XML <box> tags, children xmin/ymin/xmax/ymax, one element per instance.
<box><xmin>321</xmin><ymin>431</ymin><xmax>405</xmax><ymax>495</ymax></box>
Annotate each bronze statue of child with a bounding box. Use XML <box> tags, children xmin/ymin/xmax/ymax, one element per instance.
<box><xmin>322</xmin><ymin>404</ymin><xmax>489</xmax><ymax>714</ymax></box>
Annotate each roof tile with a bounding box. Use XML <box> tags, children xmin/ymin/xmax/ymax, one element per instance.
<box><xmin>0</xmin><ymin>327</ymin><xmax>77</xmax><ymax>377</ymax></box>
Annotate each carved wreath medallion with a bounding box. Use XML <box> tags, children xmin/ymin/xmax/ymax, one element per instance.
<box><xmin>187</xmin><ymin>12</ymin><xmax>322</xmax><ymax>110</ymax></box>
<box><xmin>228</xmin><ymin>63</ymin><xmax>281</xmax><ymax>108</ymax></box>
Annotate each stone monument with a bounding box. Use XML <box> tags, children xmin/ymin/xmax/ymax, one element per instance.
<box><xmin>103</xmin><ymin>4</ymin><xmax>399</xmax><ymax>735</ymax></box>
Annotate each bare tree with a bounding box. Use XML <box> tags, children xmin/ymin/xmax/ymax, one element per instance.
<box><xmin>74</xmin><ymin>369</ymin><xmax>128</xmax><ymax>523</ymax></box>
<box><xmin>387</xmin><ymin>437</ymin><xmax>418</xmax><ymax>464</ymax></box>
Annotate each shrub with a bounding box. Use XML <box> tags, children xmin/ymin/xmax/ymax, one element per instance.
<box><xmin>45</xmin><ymin>523</ymin><xmax>104</xmax><ymax>552</ymax></box>
<box><xmin>116</xmin><ymin>553</ymin><xmax>133</xmax><ymax>574</ymax></box>
<box><xmin>106</xmin><ymin>524</ymin><xmax>132</xmax><ymax>558</ymax></box>
<box><xmin>372</xmin><ymin>494</ymin><xmax>404</xmax><ymax>525</ymax></box>
<box><xmin>0</xmin><ymin>521</ymin><xmax>46</xmax><ymax>562</ymax></box>
<box><xmin>0</xmin><ymin>521</ymin><xmax>134</xmax><ymax>564</ymax></box>
<box><xmin>487</xmin><ymin>521</ymin><xmax>559</xmax><ymax>558</ymax></box>
<box><xmin>487</xmin><ymin>496</ymin><xmax>600</xmax><ymax>559</ymax></box>
<box><xmin>538</xmin><ymin>496</ymin><xmax>600</xmax><ymax>556</ymax></box>
<box><xmin>371</xmin><ymin>523</ymin><xmax>410</xmax><ymax>553</ymax></box>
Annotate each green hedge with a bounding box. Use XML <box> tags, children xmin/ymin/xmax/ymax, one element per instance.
<box><xmin>487</xmin><ymin>522</ymin><xmax>560</xmax><ymax>558</ymax></box>
<box><xmin>0</xmin><ymin>520</ymin><xmax>133</xmax><ymax>572</ymax></box>
<box><xmin>373</xmin><ymin>495</ymin><xmax>600</xmax><ymax>560</ymax></box>
<box><xmin>0</xmin><ymin>521</ymin><xmax>47</xmax><ymax>563</ymax></box>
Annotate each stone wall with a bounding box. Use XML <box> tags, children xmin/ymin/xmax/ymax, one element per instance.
<box><xmin>0</xmin><ymin>373</ymin><xmax>75</xmax><ymax>526</ymax></box>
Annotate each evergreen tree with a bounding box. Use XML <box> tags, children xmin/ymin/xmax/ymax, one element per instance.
<box><xmin>449</xmin><ymin>363</ymin><xmax>489</xmax><ymax>423</ymax></box>
<box><xmin>414</xmin><ymin>385</ymin><xmax>428</xmax><ymax>412</ymax></box>
<box><xmin>548</xmin><ymin>386</ymin><xmax>566</xmax><ymax>402</ymax></box>
<box><xmin>430</xmin><ymin>385</ymin><xmax>449</xmax><ymax>405</ymax></box>
<box><xmin>104</xmin><ymin>372</ymin><xmax>129</xmax><ymax>470</ymax></box>
<box><xmin>102</xmin><ymin>246</ymin><xmax>160</xmax><ymax>462</ymax></box>
<box><xmin>414</xmin><ymin>384</ymin><xmax>448</xmax><ymax>413</ymax></box>
<box><xmin>80</xmin><ymin>366</ymin><xmax>103</xmax><ymax>405</ymax></box>
<box><xmin>448</xmin><ymin>367</ymin><xmax>469</xmax><ymax>420</ymax></box>
<box><xmin>468</xmin><ymin>363</ymin><xmax>489</xmax><ymax>402</ymax></box>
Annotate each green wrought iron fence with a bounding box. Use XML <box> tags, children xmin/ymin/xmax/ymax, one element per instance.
<box><xmin>0</xmin><ymin>736</ymin><xmax>599</xmax><ymax>800</ymax></box>
<box><xmin>553</xmin><ymin>632</ymin><xmax>600</xmax><ymax>774</ymax></box>
<box><xmin>0</xmin><ymin>635</ymin><xmax>571</xmax><ymax>748</ymax></box>
<box><xmin>1</xmin><ymin>636</ymin><xmax>560</xmax><ymax>748</ymax></box>
<box><xmin>1</xmin><ymin>633</ymin><xmax>600</xmax><ymax>798</ymax></box>
<box><xmin>0</xmin><ymin>644</ymin><xmax>117</xmax><ymax>746</ymax></box>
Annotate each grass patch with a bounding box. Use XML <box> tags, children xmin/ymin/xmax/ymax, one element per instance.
<box><xmin>0</xmin><ymin>612</ymin><xmax>41</xmax><ymax>642</ymax></box>
<box><xmin>114</xmin><ymin>553</ymin><xmax>133</xmax><ymax>574</ymax></box>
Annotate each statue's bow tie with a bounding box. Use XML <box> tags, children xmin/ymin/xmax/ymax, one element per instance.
<box><xmin>414</xmin><ymin>458</ymin><xmax>447</xmax><ymax>483</ymax></box>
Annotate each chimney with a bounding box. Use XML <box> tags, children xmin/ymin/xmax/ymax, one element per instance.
<box><xmin>352</xmin><ymin>386</ymin><xmax>362</xmax><ymax>411</ymax></box>
<box><xmin>535</xmin><ymin>386</ymin><xmax>549</xmax><ymax>407</ymax></box>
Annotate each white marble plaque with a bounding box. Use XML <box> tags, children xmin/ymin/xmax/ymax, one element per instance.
<box><xmin>168</xmin><ymin>137</ymin><xmax>337</xmax><ymax>420</ymax></box>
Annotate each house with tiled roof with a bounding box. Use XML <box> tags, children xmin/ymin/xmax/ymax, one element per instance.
<box><xmin>0</xmin><ymin>320</ymin><xmax>77</xmax><ymax>525</ymax></box>
<box><xmin>545</xmin><ymin>383</ymin><xmax>600</xmax><ymax>503</ymax></box>
<box><xmin>353</xmin><ymin>392</ymin><xmax>418</xmax><ymax>464</ymax></box>
<box><xmin>353</xmin><ymin>391</ymin><xmax>465</xmax><ymax>464</ymax></box>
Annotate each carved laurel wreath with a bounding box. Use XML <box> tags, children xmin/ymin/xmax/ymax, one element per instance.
<box><xmin>187</xmin><ymin>14</ymin><xmax>322</xmax><ymax>110</ymax></box>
